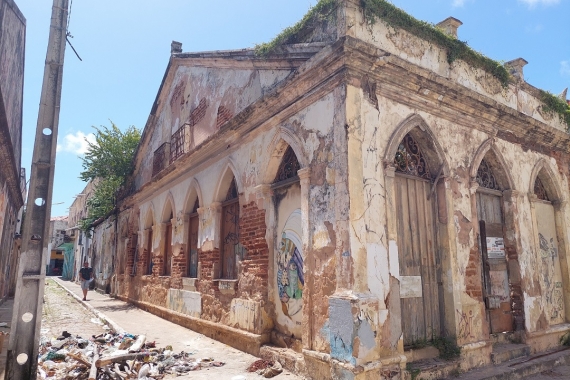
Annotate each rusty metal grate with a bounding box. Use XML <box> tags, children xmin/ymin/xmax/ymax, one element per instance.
<box><xmin>152</xmin><ymin>142</ymin><xmax>170</xmax><ymax>177</ymax></box>
<box><xmin>534</xmin><ymin>177</ymin><xmax>550</xmax><ymax>201</ymax></box>
<box><xmin>170</xmin><ymin>125</ymin><xmax>186</xmax><ymax>163</ymax></box>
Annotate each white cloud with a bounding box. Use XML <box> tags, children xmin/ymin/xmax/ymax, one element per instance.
<box><xmin>56</xmin><ymin>131</ymin><xmax>96</xmax><ymax>155</ymax></box>
<box><xmin>452</xmin><ymin>0</ymin><xmax>466</xmax><ymax>7</ymax></box>
<box><xmin>518</xmin><ymin>0</ymin><xmax>560</xmax><ymax>8</ymax></box>
<box><xmin>561</xmin><ymin>61</ymin><xmax>570</xmax><ymax>77</ymax></box>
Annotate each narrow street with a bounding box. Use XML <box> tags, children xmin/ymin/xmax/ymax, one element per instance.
<box><xmin>37</xmin><ymin>278</ymin><xmax>303</xmax><ymax>380</ymax></box>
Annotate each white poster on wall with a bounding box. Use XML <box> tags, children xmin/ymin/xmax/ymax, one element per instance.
<box><xmin>486</xmin><ymin>237</ymin><xmax>505</xmax><ymax>259</ymax></box>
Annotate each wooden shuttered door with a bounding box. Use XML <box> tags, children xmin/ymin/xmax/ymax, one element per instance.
<box><xmin>164</xmin><ymin>222</ymin><xmax>172</xmax><ymax>276</ymax></box>
<box><xmin>221</xmin><ymin>178</ymin><xmax>239</xmax><ymax>279</ymax></box>
<box><xmin>476</xmin><ymin>191</ymin><xmax>512</xmax><ymax>333</ymax></box>
<box><xmin>395</xmin><ymin>174</ymin><xmax>441</xmax><ymax>346</ymax></box>
<box><xmin>188</xmin><ymin>214</ymin><xmax>199</xmax><ymax>278</ymax></box>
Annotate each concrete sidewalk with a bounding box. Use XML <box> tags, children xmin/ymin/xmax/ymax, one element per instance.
<box><xmin>53</xmin><ymin>278</ymin><xmax>301</xmax><ymax>380</ymax></box>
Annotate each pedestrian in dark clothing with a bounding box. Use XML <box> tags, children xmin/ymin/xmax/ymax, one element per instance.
<box><xmin>79</xmin><ymin>261</ymin><xmax>93</xmax><ymax>301</ymax></box>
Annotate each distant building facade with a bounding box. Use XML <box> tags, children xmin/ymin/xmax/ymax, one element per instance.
<box><xmin>0</xmin><ymin>0</ymin><xmax>25</xmax><ymax>301</ymax></box>
<box><xmin>67</xmin><ymin>180</ymin><xmax>96</xmax><ymax>281</ymax></box>
<box><xmin>46</xmin><ymin>216</ymin><xmax>68</xmax><ymax>276</ymax></box>
<box><xmin>90</xmin><ymin>1</ymin><xmax>570</xmax><ymax>378</ymax></box>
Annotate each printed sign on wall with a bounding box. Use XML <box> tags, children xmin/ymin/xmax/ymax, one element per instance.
<box><xmin>486</xmin><ymin>237</ymin><xmax>505</xmax><ymax>259</ymax></box>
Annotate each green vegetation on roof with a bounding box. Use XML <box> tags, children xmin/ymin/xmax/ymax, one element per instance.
<box><xmin>360</xmin><ymin>0</ymin><xmax>510</xmax><ymax>88</ymax></box>
<box><xmin>256</xmin><ymin>0</ymin><xmax>569</xmax><ymax>131</ymax></box>
<box><xmin>539</xmin><ymin>90</ymin><xmax>570</xmax><ymax>131</ymax></box>
<box><xmin>254</xmin><ymin>0</ymin><xmax>338</xmax><ymax>56</ymax></box>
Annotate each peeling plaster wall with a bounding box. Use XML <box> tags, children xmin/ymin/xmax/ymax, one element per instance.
<box><xmin>116</xmin><ymin>85</ymin><xmax>346</xmax><ymax>351</ymax></box>
<box><xmin>347</xmin><ymin>79</ymin><xmax>570</xmax><ymax>362</ymax></box>
<box><xmin>344</xmin><ymin>3</ymin><xmax>567</xmax><ymax>132</ymax></box>
<box><xmin>134</xmin><ymin>66</ymin><xmax>293</xmax><ymax>190</ymax></box>
<box><xmin>91</xmin><ymin>217</ymin><xmax>117</xmax><ymax>293</ymax></box>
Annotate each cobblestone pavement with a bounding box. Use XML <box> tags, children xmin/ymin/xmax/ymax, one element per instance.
<box><xmin>51</xmin><ymin>278</ymin><xmax>303</xmax><ymax>380</ymax></box>
<box><xmin>42</xmin><ymin>279</ymin><xmax>106</xmax><ymax>339</ymax></box>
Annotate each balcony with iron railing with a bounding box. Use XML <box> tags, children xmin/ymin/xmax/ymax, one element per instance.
<box><xmin>170</xmin><ymin>124</ymin><xmax>186</xmax><ymax>164</ymax></box>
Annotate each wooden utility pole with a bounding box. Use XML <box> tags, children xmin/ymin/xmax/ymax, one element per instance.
<box><xmin>6</xmin><ymin>0</ymin><xmax>69</xmax><ymax>378</ymax></box>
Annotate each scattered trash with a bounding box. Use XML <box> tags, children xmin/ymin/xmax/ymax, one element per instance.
<box><xmin>37</xmin><ymin>329</ymin><xmax>226</xmax><ymax>379</ymax></box>
<box><xmin>247</xmin><ymin>359</ymin><xmax>283</xmax><ymax>378</ymax></box>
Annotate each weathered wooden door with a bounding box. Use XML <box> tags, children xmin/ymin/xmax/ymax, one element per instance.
<box><xmin>188</xmin><ymin>214</ymin><xmax>199</xmax><ymax>278</ymax></box>
<box><xmin>395</xmin><ymin>174</ymin><xmax>442</xmax><ymax>346</ymax></box>
<box><xmin>146</xmin><ymin>230</ymin><xmax>153</xmax><ymax>275</ymax></box>
<box><xmin>477</xmin><ymin>191</ymin><xmax>513</xmax><ymax>333</ymax></box>
<box><xmin>221</xmin><ymin>200</ymin><xmax>239</xmax><ymax>279</ymax></box>
<box><xmin>164</xmin><ymin>222</ymin><xmax>172</xmax><ymax>276</ymax></box>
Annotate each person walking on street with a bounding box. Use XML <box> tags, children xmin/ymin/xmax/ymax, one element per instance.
<box><xmin>79</xmin><ymin>261</ymin><xmax>93</xmax><ymax>301</ymax></box>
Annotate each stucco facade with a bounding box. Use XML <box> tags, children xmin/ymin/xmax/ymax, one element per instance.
<box><xmin>89</xmin><ymin>1</ymin><xmax>570</xmax><ymax>378</ymax></box>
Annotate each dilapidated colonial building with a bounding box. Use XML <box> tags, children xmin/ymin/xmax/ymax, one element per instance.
<box><xmin>90</xmin><ymin>0</ymin><xmax>570</xmax><ymax>378</ymax></box>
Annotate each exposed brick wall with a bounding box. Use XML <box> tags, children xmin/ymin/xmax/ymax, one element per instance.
<box><xmin>216</xmin><ymin>106</ymin><xmax>233</xmax><ymax>129</ymax></box>
<box><xmin>239</xmin><ymin>202</ymin><xmax>269</xmax><ymax>292</ymax></box>
<box><xmin>465</xmin><ymin>247</ymin><xmax>483</xmax><ymax>300</ymax></box>
<box><xmin>188</xmin><ymin>98</ymin><xmax>208</xmax><ymax>127</ymax></box>
<box><xmin>170</xmin><ymin>245</ymin><xmax>185</xmax><ymax>289</ymax></box>
<box><xmin>119</xmin><ymin>201</ymin><xmax>271</xmax><ymax>333</ymax></box>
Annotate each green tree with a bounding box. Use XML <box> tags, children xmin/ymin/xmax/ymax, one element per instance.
<box><xmin>79</xmin><ymin>123</ymin><xmax>141</xmax><ymax>231</ymax></box>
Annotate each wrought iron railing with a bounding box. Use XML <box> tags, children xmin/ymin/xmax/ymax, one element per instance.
<box><xmin>170</xmin><ymin>125</ymin><xmax>186</xmax><ymax>164</ymax></box>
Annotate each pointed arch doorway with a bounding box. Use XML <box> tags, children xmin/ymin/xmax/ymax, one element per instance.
<box><xmin>475</xmin><ymin>157</ymin><xmax>513</xmax><ymax>333</ymax></box>
<box><xmin>394</xmin><ymin>133</ymin><xmax>443</xmax><ymax>346</ymax></box>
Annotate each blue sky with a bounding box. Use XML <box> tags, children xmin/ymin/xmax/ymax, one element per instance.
<box><xmin>15</xmin><ymin>0</ymin><xmax>570</xmax><ymax>218</ymax></box>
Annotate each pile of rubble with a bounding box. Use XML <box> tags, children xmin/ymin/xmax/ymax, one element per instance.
<box><xmin>38</xmin><ymin>330</ymin><xmax>225</xmax><ymax>379</ymax></box>
<box><xmin>246</xmin><ymin>359</ymin><xmax>283</xmax><ymax>378</ymax></box>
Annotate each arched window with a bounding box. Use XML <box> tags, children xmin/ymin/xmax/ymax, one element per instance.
<box><xmin>221</xmin><ymin>178</ymin><xmax>239</xmax><ymax>279</ymax></box>
<box><xmin>274</xmin><ymin>146</ymin><xmax>301</xmax><ymax>184</ymax></box>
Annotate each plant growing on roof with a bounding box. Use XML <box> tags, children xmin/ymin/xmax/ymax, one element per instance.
<box><xmin>78</xmin><ymin>122</ymin><xmax>141</xmax><ymax>232</ymax></box>
<box><xmin>539</xmin><ymin>90</ymin><xmax>570</xmax><ymax>131</ymax></box>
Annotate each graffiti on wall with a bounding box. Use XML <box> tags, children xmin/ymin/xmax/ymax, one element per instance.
<box><xmin>457</xmin><ymin>308</ymin><xmax>476</xmax><ymax>341</ymax></box>
<box><xmin>535</xmin><ymin>202</ymin><xmax>565</xmax><ymax>326</ymax></box>
<box><xmin>277</xmin><ymin>209</ymin><xmax>304</xmax><ymax>322</ymax></box>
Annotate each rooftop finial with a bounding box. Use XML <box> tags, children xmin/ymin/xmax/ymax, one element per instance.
<box><xmin>171</xmin><ymin>41</ymin><xmax>182</xmax><ymax>54</ymax></box>
<box><xmin>505</xmin><ymin>58</ymin><xmax>528</xmax><ymax>82</ymax></box>
<box><xmin>436</xmin><ymin>17</ymin><xmax>463</xmax><ymax>38</ymax></box>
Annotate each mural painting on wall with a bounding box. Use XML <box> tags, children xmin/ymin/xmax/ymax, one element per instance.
<box><xmin>535</xmin><ymin>201</ymin><xmax>565</xmax><ymax>325</ymax></box>
<box><xmin>539</xmin><ymin>233</ymin><xmax>564</xmax><ymax>322</ymax></box>
<box><xmin>277</xmin><ymin>209</ymin><xmax>304</xmax><ymax>323</ymax></box>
